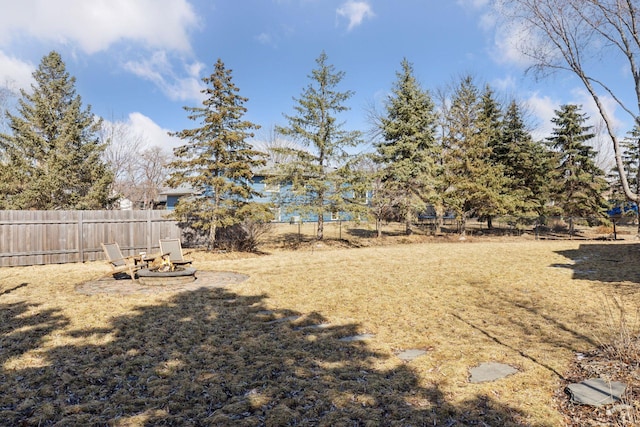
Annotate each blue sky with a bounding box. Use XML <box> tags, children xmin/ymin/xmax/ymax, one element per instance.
<box><xmin>0</xmin><ymin>0</ymin><xmax>632</xmax><ymax>161</ymax></box>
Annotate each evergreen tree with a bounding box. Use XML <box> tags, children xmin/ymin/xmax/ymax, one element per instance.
<box><xmin>167</xmin><ymin>58</ymin><xmax>269</xmax><ymax>249</ymax></box>
<box><xmin>476</xmin><ymin>85</ymin><xmax>513</xmax><ymax>228</ymax></box>
<box><xmin>610</xmin><ymin>125</ymin><xmax>640</xmax><ymax>201</ymax></box>
<box><xmin>345</xmin><ymin>153</ymin><xmax>391</xmax><ymax>238</ymax></box>
<box><xmin>609</xmin><ymin>125</ymin><xmax>640</xmax><ymax>230</ymax></box>
<box><xmin>547</xmin><ymin>104</ymin><xmax>609</xmax><ymax>232</ymax></box>
<box><xmin>442</xmin><ymin>77</ymin><xmax>511</xmax><ymax>234</ymax></box>
<box><xmin>0</xmin><ymin>51</ymin><xmax>113</xmax><ymax>209</ymax></box>
<box><xmin>375</xmin><ymin>59</ymin><xmax>440</xmax><ymax>235</ymax></box>
<box><xmin>274</xmin><ymin>52</ymin><xmax>362</xmax><ymax>240</ymax></box>
<box><xmin>495</xmin><ymin>100</ymin><xmax>554</xmax><ymax>217</ymax></box>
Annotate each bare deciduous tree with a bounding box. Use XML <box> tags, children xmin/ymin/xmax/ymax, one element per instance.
<box><xmin>252</xmin><ymin>125</ymin><xmax>302</xmax><ymax>166</ymax></box>
<box><xmin>101</xmin><ymin>119</ymin><xmax>171</xmax><ymax>209</ymax></box>
<box><xmin>137</xmin><ymin>146</ymin><xmax>171</xmax><ymax>209</ymax></box>
<box><xmin>0</xmin><ymin>84</ymin><xmax>16</xmax><ymax>135</ymax></box>
<box><xmin>496</xmin><ymin>0</ymin><xmax>640</xmax><ymax>202</ymax></box>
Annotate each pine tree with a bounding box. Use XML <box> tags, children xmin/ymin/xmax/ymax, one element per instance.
<box><xmin>442</xmin><ymin>77</ymin><xmax>510</xmax><ymax>234</ymax></box>
<box><xmin>610</xmin><ymin>125</ymin><xmax>640</xmax><ymax>201</ymax></box>
<box><xmin>495</xmin><ymin>100</ymin><xmax>554</xmax><ymax>217</ymax></box>
<box><xmin>274</xmin><ymin>52</ymin><xmax>361</xmax><ymax>240</ymax></box>
<box><xmin>167</xmin><ymin>58</ymin><xmax>269</xmax><ymax>249</ymax></box>
<box><xmin>547</xmin><ymin>104</ymin><xmax>609</xmax><ymax>232</ymax></box>
<box><xmin>609</xmin><ymin>125</ymin><xmax>640</xmax><ymax>230</ymax></box>
<box><xmin>0</xmin><ymin>51</ymin><xmax>113</xmax><ymax>209</ymax></box>
<box><xmin>476</xmin><ymin>85</ymin><xmax>513</xmax><ymax>228</ymax></box>
<box><xmin>375</xmin><ymin>58</ymin><xmax>440</xmax><ymax>235</ymax></box>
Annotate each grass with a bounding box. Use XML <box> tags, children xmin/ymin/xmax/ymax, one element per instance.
<box><xmin>1</xmin><ymin>234</ymin><xmax>640</xmax><ymax>425</ymax></box>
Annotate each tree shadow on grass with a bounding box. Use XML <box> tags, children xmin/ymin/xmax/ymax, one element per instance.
<box><xmin>554</xmin><ymin>243</ymin><xmax>640</xmax><ymax>292</ymax></box>
<box><xmin>0</xmin><ymin>299</ymin><xmax>70</xmax><ymax>417</ymax></box>
<box><xmin>0</xmin><ymin>300</ymin><xmax>69</xmax><ymax>367</ymax></box>
<box><xmin>1</xmin><ymin>288</ymin><xmax>537</xmax><ymax>426</ymax></box>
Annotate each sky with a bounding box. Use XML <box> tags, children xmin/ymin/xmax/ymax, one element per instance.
<box><xmin>0</xmin><ymin>0</ymin><xmax>634</xmax><ymax>161</ymax></box>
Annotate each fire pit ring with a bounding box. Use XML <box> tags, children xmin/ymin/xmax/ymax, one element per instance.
<box><xmin>137</xmin><ymin>267</ymin><xmax>197</xmax><ymax>286</ymax></box>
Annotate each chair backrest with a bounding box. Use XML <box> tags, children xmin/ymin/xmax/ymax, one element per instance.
<box><xmin>101</xmin><ymin>243</ymin><xmax>126</xmax><ymax>267</ymax></box>
<box><xmin>159</xmin><ymin>239</ymin><xmax>184</xmax><ymax>262</ymax></box>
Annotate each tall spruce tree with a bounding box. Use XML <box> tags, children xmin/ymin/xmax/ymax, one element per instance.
<box><xmin>476</xmin><ymin>85</ymin><xmax>514</xmax><ymax>228</ymax></box>
<box><xmin>0</xmin><ymin>51</ymin><xmax>113</xmax><ymax>209</ymax></box>
<box><xmin>547</xmin><ymin>104</ymin><xmax>609</xmax><ymax>232</ymax></box>
<box><xmin>274</xmin><ymin>52</ymin><xmax>361</xmax><ymax>240</ymax></box>
<box><xmin>375</xmin><ymin>58</ymin><xmax>440</xmax><ymax>235</ymax></box>
<box><xmin>610</xmin><ymin>125</ymin><xmax>640</xmax><ymax>202</ymax></box>
<box><xmin>167</xmin><ymin>58</ymin><xmax>269</xmax><ymax>249</ymax></box>
<box><xmin>495</xmin><ymin>100</ymin><xmax>554</xmax><ymax>217</ymax></box>
<box><xmin>443</xmin><ymin>77</ymin><xmax>510</xmax><ymax>234</ymax></box>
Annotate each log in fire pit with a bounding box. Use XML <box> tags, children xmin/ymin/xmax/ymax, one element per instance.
<box><xmin>136</xmin><ymin>254</ymin><xmax>196</xmax><ymax>286</ymax></box>
<box><xmin>137</xmin><ymin>267</ymin><xmax>197</xmax><ymax>286</ymax></box>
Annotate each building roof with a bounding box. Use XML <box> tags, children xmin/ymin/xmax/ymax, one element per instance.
<box><xmin>159</xmin><ymin>185</ymin><xmax>199</xmax><ymax>197</ymax></box>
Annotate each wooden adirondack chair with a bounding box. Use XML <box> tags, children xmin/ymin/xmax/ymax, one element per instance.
<box><xmin>101</xmin><ymin>242</ymin><xmax>143</xmax><ymax>280</ymax></box>
<box><xmin>159</xmin><ymin>238</ymin><xmax>193</xmax><ymax>266</ymax></box>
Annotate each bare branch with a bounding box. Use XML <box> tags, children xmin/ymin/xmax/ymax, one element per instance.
<box><xmin>496</xmin><ymin>0</ymin><xmax>640</xmax><ymax>202</ymax></box>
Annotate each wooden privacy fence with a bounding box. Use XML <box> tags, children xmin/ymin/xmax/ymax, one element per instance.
<box><xmin>0</xmin><ymin>210</ymin><xmax>181</xmax><ymax>267</ymax></box>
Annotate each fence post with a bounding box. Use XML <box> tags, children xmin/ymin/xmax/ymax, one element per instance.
<box><xmin>147</xmin><ymin>209</ymin><xmax>153</xmax><ymax>253</ymax></box>
<box><xmin>569</xmin><ymin>217</ymin><xmax>573</xmax><ymax>240</ymax></box>
<box><xmin>78</xmin><ymin>210</ymin><xmax>84</xmax><ymax>262</ymax></box>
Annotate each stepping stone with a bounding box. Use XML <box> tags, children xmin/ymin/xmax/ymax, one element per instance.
<box><xmin>294</xmin><ymin>323</ymin><xmax>331</xmax><ymax>331</ymax></box>
<box><xmin>575</xmin><ymin>269</ymin><xmax>596</xmax><ymax>274</ymax></box>
<box><xmin>339</xmin><ymin>333</ymin><xmax>375</xmax><ymax>342</ymax></box>
<box><xmin>255</xmin><ymin>310</ymin><xmax>274</xmax><ymax>316</ymax></box>
<box><xmin>566</xmin><ymin>378</ymin><xmax>627</xmax><ymax>406</ymax></box>
<box><xmin>266</xmin><ymin>315</ymin><xmax>300</xmax><ymax>324</ymax></box>
<box><xmin>397</xmin><ymin>349</ymin><xmax>427</xmax><ymax>362</ymax></box>
<box><xmin>469</xmin><ymin>362</ymin><xmax>518</xmax><ymax>383</ymax></box>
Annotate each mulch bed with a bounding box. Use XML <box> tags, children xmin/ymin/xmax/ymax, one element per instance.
<box><xmin>75</xmin><ymin>270</ymin><xmax>249</xmax><ymax>295</ymax></box>
<box><xmin>556</xmin><ymin>340</ymin><xmax>640</xmax><ymax>426</ymax></box>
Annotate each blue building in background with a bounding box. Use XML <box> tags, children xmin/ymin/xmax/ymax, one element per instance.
<box><xmin>160</xmin><ymin>172</ymin><xmax>367</xmax><ymax>223</ymax></box>
<box><xmin>607</xmin><ymin>202</ymin><xmax>638</xmax><ymax>218</ymax></box>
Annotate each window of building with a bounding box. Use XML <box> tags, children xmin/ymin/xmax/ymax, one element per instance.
<box><xmin>264</xmin><ymin>182</ymin><xmax>280</xmax><ymax>193</ymax></box>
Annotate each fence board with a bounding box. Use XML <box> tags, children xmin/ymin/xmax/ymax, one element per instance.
<box><xmin>0</xmin><ymin>210</ymin><xmax>181</xmax><ymax>267</ymax></box>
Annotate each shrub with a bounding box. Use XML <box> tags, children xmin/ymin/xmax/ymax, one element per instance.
<box><xmin>216</xmin><ymin>220</ymin><xmax>273</xmax><ymax>252</ymax></box>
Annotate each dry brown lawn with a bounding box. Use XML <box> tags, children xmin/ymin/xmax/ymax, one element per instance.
<box><xmin>1</xmin><ymin>234</ymin><xmax>640</xmax><ymax>425</ymax></box>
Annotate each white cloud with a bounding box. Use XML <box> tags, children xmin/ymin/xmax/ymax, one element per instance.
<box><xmin>525</xmin><ymin>88</ymin><xmax>626</xmax><ymax>142</ymax></box>
<box><xmin>456</xmin><ymin>0</ymin><xmax>489</xmax><ymax>9</ymax></box>
<box><xmin>127</xmin><ymin>112</ymin><xmax>182</xmax><ymax>150</ymax></box>
<box><xmin>0</xmin><ymin>0</ymin><xmax>199</xmax><ymax>54</ymax></box>
<box><xmin>525</xmin><ymin>92</ymin><xmax>559</xmax><ymax>140</ymax></box>
<box><xmin>570</xmin><ymin>87</ymin><xmax>625</xmax><ymax>134</ymax></box>
<box><xmin>490</xmin><ymin>74</ymin><xmax>516</xmax><ymax>92</ymax></box>
<box><xmin>256</xmin><ymin>32</ymin><xmax>275</xmax><ymax>46</ymax></box>
<box><xmin>336</xmin><ymin>1</ymin><xmax>374</xmax><ymax>31</ymax></box>
<box><xmin>0</xmin><ymin>50</ymin><xmax>34</xmax><ymax>91</ymax></box>
<box><xmin>490</xmin><ymin>20</ymin><xmax>537</xmax><ymax>69</ymax></box>
<box><xmin>124</xmin><ymin>51</ymin><xmax>205</xmax><ymax>102</ymax></box>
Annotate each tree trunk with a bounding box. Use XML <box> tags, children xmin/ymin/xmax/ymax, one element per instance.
<box><xmin>569</xmin><ymin>217</ymin><xmax>574</xmax><ymax>237</ymax></box>
<box><xmin>208</xmin><ymin>223</ymin><xmax>217</xmax><ymax>251</ymax></box>
<box><xmin>487</xmin><ymin>216</ymin><xmax>493</xmax><ymax>230</ymax></box>
<box><xmin>404</xmin><ymin>207</ymin><xmax>413</xmax><ymax>236</ymax></box>
<box><xmin>434</xmin><ymin>205</ymin><xmax>443</xmax><ymax>234</ymax></box>
<box><xmin>376</xmin><ymin>217</ymin><xmax>382</xmax><ymax>238</ymax></box>
<box><xmin>459</xmin><ymin>215</ymin><xmax>467</xmax><ymax>236</ymax></box>
<box><xmin>317</xmin><ymin>214</ymin><xmax>324</xmax><ymax>240</ymax></box>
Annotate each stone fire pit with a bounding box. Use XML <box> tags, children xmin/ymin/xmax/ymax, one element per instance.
<box><xmin>137</xmin><ymin>267</ymin><xmax>197</xmax><ymax>286</ymax></box>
